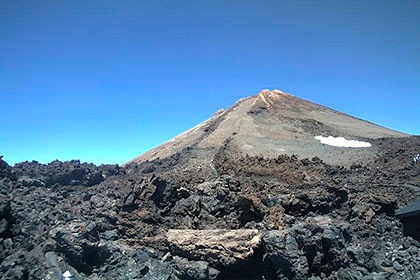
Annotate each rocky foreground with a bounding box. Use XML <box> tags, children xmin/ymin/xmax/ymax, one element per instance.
<box><xmin>1</xmin><ymin>137</ymin><xmax>420</xmax><ymax>279</ymax></box>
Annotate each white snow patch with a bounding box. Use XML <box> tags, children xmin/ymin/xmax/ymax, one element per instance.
<box><xmin>314</xmin><ymin>136</ymin><xmax>372</xmax><ymax>148</ymax></box>
<box><xmin>62</xmin><ymin>271</ymin><xmax>73</xmax><ymax>278</ymax></box>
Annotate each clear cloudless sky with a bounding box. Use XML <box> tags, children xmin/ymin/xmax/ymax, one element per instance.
<box><xmin>1</xmin><ymin>0</ymin><xmax>419</xmax><ymax>165</ymax></box>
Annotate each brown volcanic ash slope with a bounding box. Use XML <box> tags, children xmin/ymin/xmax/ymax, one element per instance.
<box><xmin>129</xmin><ymin>89</ymin><xmax>406</xmax><ymax>167</ymax></box>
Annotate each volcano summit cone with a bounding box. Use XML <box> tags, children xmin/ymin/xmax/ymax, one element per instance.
<box><xmin>130</xmin><ymin>89</ymin><xmax>406</xmax><ymax>168</ymax></box>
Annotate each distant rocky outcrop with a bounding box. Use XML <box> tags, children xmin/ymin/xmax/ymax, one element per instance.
<box><xmin>12</xmin><ymin>160</ymin><xmax>122</xmax><ymax>187</ymax></box>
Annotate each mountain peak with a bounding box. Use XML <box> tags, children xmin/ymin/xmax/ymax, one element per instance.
<box><xmin>253</xmin><ymin>89</ymin><xmax>286</xmax><ymax>108</ymax></box>
<box><xmin>129</xmin><ymin>89</ymin><xmax>407</xmax><ymax>167</ymax></box>
<box><xmin>256</xmin><ymin>89</ymin><xmax>290</xmax><ymax>100</ymax></box>
<box><xmin>258</xmin><ymin>89</ymin><xmax>287</xmax><ymax>95</ymax></box>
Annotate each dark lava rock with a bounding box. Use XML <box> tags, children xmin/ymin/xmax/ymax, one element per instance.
<box><xmin>0</xmin><ymin>157</ymin><xmax>14</xmax><ymax>181</ymax></box>
<box><xmin>0</xmin><ymin>195</ymin><xmax>12</xmax><ymax>239</ymax></box>
<box><xmin>170</xmin><ymin>256</ymin><xmax>220</xmax><ymax>280</ymax></box>
<box><xmin>262</xmin><ymin>216</ymin><xmax>352</xmax><ymax>279</ymax></box>
<box><xmin>1</xmin><ymin>137</ymin><xmax>420</xmax><ymax>279</ymax></box>
<box><xmin>12</xmin><ymin>160</ymin><xmax>123</xmax><ymax>187</ymax></box>
<box><xmin>49</xmin><ymin>221</ymin><xmax>110</xmax><ymax>274</ymax></box>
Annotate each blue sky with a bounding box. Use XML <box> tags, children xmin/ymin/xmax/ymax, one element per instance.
<box><xmin>1</xmin><ymin>1</ymin><xmax>419</xmax><ymax>165</ymax></box>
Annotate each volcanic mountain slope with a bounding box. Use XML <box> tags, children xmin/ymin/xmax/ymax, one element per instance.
<box><xmin>130</xmin><ymin>89</ymin><xmax>406</xmax><ymax>170</ymax></box>
<box><xmin>1</xmin><ymin>90</ymin><xmax>419</xmax><ymax>280</ymax></box>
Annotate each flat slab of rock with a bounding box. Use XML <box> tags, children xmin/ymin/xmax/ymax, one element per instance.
<box><xmin>167</xmin><ymin>229</ymin><xmax>261</xmax><ymax>267</ymax></box>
